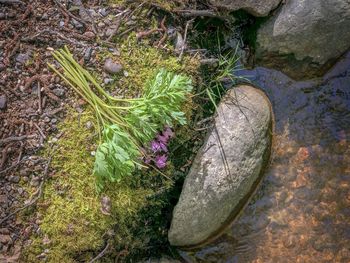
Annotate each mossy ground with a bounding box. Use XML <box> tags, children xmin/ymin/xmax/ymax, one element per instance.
<box><xmin>21</xmin><ymin>7</ymin><xmax>203</xmax><ymax>261</ymax></box>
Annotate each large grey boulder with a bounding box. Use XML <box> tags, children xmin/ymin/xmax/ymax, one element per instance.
<box><xmin>168</xmin><ymin>85</ymin><xmax>272</xmax><ymax>248</ymax></box>
<box><xmin>209</xmin><ymin>0</ymin><xmax>281</xmax><ymax>16</ymax></box>
<box><xmin>256</xmin><ymin>0</ymin><xmax>350</xmax><ymax>80</ymax></box>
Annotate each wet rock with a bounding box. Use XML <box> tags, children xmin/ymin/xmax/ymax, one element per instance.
<box><xmin>104</xmin><ymin>58</ymin><xmax>123</xmax><ymax>74</ymax></box>
<box><xmin>168</xmin><ymin>85</ymin><xmax>272</xmax><ymax>247</ymax></box>
<box><xmin>209</xmin><ymin>0</ymin><xmax>281</xmax><ymax>16</ymax></box>
<box><xmin>0</xmin><ymin>95</ymin><xmax>7</xmax><ymax>110</ymax></box>
<box><xmin>256</xmin><ymin>0</ymin><xmax>350</xmax><ymax>79</ymax></box>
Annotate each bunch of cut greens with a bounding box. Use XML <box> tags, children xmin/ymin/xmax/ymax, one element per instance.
<box><xmin>49</xmin><ymin>47</ymin><xmax>193</xmax><ymax>191</ymax></box>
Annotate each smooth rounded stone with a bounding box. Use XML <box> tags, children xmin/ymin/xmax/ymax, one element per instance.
<box><xmin>209</xmin><ymin>0</ymin><xmax>281</xmax><ymax>16</ymax></box>
<box><xmin>168</xmin><ymin>85</ymin><xmax>272</xmax><ymax>248</ymax></box>
<box><xmin>256</xmin><ymin>0</ymin><xmax>350</xmax><ymax>79</ymax></box>
<box><xmin>103</xmin><ymin>58</ymin><xmax>123</xmax><ymax>74</ymax></box>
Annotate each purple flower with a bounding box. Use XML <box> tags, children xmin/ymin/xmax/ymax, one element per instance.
<box><xmin>157</xmin><ymin>134</ymin><xmax>168</xmax><ymax>144</ymax></box>
<box><xmin>163</xmin><ymin>126</ymin><xmax>174</xmax><ymax>140</ymax></box>
<box><xmin>151</xmin><ymin>139</ymin><xmax>168</xmax><ymax>153</ymax></box>
<box><xmin>155</xmin><ymin>154</ymin><xmax>167</xmax><ymax>169</ymax></box>
<box><xmin>151</xmin><ymin>140</ymin><xmax>162</xmax><ymax>152</ymax></box>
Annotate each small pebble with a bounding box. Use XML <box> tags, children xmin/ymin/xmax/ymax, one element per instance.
<box><xmin>97</xmin><ymin>22</ymin><xmax>105</xmax><ymax>28</ymax></box>
<box><xmin>99</xmin><ymin>8</ymin><xmax>107</xmax><ymax>17</ymax></box>
<box><xmin>41</xmin><ymin>13</ymin><xmax>48</xmax><ymax>20</ymax></box>
<box><xmin>59</xmin><ymin>21</ymin><xmax>65</xmax><ymax>27</ymax></box>
<box><xmin>83</xmin><ymin>31</ymin><xmax>95</xmax><ymax>39</ymax></box>
<box><xmin>15</xmin><ymin>53</ymin><xmax>30</xmax><ymax>64</ymax></box>
<box><xmin>84</xmin><ymin>47</ymin><xmax>93</xmax><ymax>63</ymax></box>
<box><xmin>104</xmin><ymin>78</ymin><xmax>113</xmax><ymax>85</ymax></box>
<box><xmin>52</xmin><ymin>88</ymin><xmax>65</xmax><ymax>97</ymax></box>
<box><xmin>104</xmin><ymin>58</ymin><xmax>123</xmax><ymax>74</ymax></box>
<box><xmin>8</xmin><ymin>176</ymin><xmax>20</xmax><ymax>183</ymax></box>
<box><xmin>85</xmin><ymin>121</ymin><xmax>93</xmax><ymax>130</ymax></box>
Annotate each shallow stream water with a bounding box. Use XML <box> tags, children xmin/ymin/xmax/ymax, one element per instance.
<box><xmin>180</xmin><ymin>52</ymin><xmax>350</xmax><ymax>262</ymax></box>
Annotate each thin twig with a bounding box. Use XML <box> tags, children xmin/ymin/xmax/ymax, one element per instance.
<box><xmin>38</xmin><ymin>82</ymin><xmax>42</xmax><ymax>114</ymax></box>
<box><xmin>0</xmin><ymin>135</ymin><xmax>35</xmax><ymax>146</ymax></box>
<box><xmin>34</xmin><ymin>123</ymin><xmax>46</xmax><ymax>140</ymax></box>
<box><xmin>0</xmin><ymin>0</ymin><xmax>24</xmax><ymax>5</ymax></box>
<box><xmin>179</xmin><ymin>20</ymin><xmax>192</xmax><ymax>61</ymax></box>
<box><xmin>89</xmin><ymin>243</ymin><xmax>110</xmax><ymax>263</ymax></box>
<box><xmin>175</xmin><ymin>9</ymin><xmax>220</xmax><ymax>18</ymax></box>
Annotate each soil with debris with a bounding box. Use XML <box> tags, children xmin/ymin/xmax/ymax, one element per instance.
<box><xmin>0</xmin><ymin>0</ymin><xmax>143</xmax><ymax>261</ymax></box>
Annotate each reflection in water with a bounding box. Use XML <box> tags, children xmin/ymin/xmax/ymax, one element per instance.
<box><xmin>181</xmin><ymin>52</ymin><xmax>350</xmax><ymax>262</ymax></box>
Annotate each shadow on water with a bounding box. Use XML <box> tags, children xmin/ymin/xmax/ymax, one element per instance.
<box><xmin>180</xmin><ymin>52</ymin><xmax>350</xmax><ymax>262</ymax></box>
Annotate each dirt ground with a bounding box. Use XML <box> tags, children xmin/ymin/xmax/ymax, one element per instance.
<box><xmin>0</xmin><ymin>0</ymin><xmax>216</xmax><ymax>261</ymax></box>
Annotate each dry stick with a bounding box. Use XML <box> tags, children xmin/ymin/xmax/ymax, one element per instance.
<box><xmin>0</xmin><ymin>0</ymin><xmax>24</xmax><ymax>5</ymax></box>
<box><xmin>0</xmin><ymin>143</ymin><xmax>12</xmax><ymax>170</ymax></box>
<box><xmin>136</xmin><ymin>28</ymin><xmax>160</xmax><ymax>39</ymax></box>
<box><xmin>88</xmin><ymin>243</ymin><xmax>110</xmax><ymax>263</ymax></box>
<box><xmin>17</xmin><ymin>141</ymin><xmax>24</xmax><ymax>163</ymax></box>
<box><xmin>0</xmin><ymin>158</ymin><xmax>51</xmax><ymax>225</ymax></box>
<box><xmin>156</xmin><ymin>17</ymin><xmax>167</xmax><ymax>48</ymax></box>
<box><xmin>33</xmin><ymin>123</ymin><xmax>46</xmax><ymax>140</ymax></box>
<box><xmin>175</xmin><ymin>9</ymin><xmax>219</xmax><ymax>18</ymax></box>
<box><xmin>179</xmin><ymin>20</ymin><xmax>192</xmax><ymax>61</ymax></box>
<box><xmin>0</xmin><ymin>135</ymin><xmax>35</xmax><ymax>146</ymax></box>
<box><xmin>37</xmin><ymin>82</ymin><xmax>42</xmax><ymax>114</ymax></box>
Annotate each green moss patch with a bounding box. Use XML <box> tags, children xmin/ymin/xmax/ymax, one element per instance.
<box><xmin>22</xmin><ymin>109</ymin><xmax>180</xmax><ymax>262</ymax></box>
<box><xmin>22</xmin><ymin>39</ymin><xmax>201</xmax><ymax>262</ymax></box>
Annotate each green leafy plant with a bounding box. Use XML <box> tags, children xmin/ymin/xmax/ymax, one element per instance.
<box><xmin>49</xmin><ymin>47</ymin><xmax>193</xmax><ymax>190</ymax></box>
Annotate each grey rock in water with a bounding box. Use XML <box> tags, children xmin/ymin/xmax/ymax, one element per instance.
<box><xmin>256</xmin><ymin>0</ymin><xmax>350</xmax><ymax>79</ymax></box>
<box><xmin>209</xmin><ymin>0</ymin><xmax>281</xmax><ymax>16</ymax></box>
<box><xmin>168</xmin><ymin>85</ymin><xmax>272</xmax><ymax>248</ymax></box>
<box><xmin>104</xmin><ymin>58</ymin><xmax>123</xmax><ymax>74</ymax></box>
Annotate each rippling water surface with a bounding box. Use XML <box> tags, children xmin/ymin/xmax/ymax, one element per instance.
<box><xmin>180</xmin><ymin>53</ymin><xmax>350</xmax><ymax>263</ymax></box>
